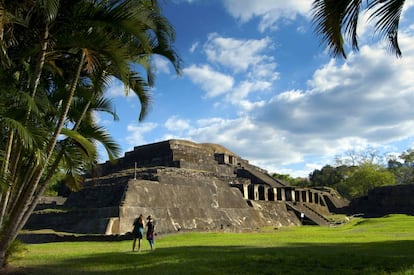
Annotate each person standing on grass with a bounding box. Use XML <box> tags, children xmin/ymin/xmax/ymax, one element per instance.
<box><xmin>146</xmin><ymin>215</ymin><xmax>155</xmax><ymax>251</ymax></box>
<box><xmin>132</xmin><ymin>214</ymin><xmax>145</xmax><ymax>252</ymax></box>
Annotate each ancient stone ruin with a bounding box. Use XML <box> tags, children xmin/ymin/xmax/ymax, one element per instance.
<box><xmin>343</xmin><ymin>184</ymin><xmax>414</xmax><ymax>217</ymax></box>
<box><xmin>25</xmin><ymin>139</ymin><xmax>349</xmax><ymax>236</ymax></box>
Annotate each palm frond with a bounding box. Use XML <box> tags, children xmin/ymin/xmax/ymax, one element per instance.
<box><xmin>0</xmin><ymin>117</ymin><xmax>35</xmax><ymax>149</ymax></box>
<box><xmin>63</xmin><ymin>171</ymin><xmax>83</xmax><ymax>192</ymax></box>
<box><xmin>92</xmin><ymin>97</ymin><xmax>119</xmax><ymax>121</ymax></box>
<box><xmin>0</xmin><ymin>172</ymin><xmax>12</xmax><ymax>192</ymax></box>
<box><xmin>37</xmin><ymin>0</ymin><xmax>60</xmax><ymax>23</ymax></box>
<box><xmin>343</xmin><ymin>0</ymin><xmax>363</xmax><ymax>52</ymax></box>
<box><xmin>125</xmin><ymin>71</ymin><xmax>152</xmax><ymax>121</ymax></box>
<box><xmin>60</xmin><ymin>128</ymin><xmax>97</xmax><ymax>159</ymax></box>
<box><xmin>312</xmin><ymin>0</ymin><xmax>350</xmax><ymax>58</ymax></box>
<box><xmin>368</xmin><ymin>0</ymin><xmax>404</xmax><ymax>57</ymax></box>
<box><xmin>78</xmin><ymin>124</ymin><xmax>121</xmax><ymax>161</ymax></box>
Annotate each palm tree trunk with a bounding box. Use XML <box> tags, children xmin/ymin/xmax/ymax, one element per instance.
<box><xmin>0</xmin><ymin>1</ymin><xmax>10</xmax><ymax>67</ymax></box>
<box><xmin>7</xmin><ymin>157</ymin><xmax>39</xmax><ymax>220</ymax></box>
<box><xmin>0</xmin><ymin>23</ymin><xmax>52</xmax><ymax>229</ymax></box>
<box><xmin>30</xmin><ymin>23</ymin><xmax>49</xmax><ymax>98</ymax></box>
<box><xmin>74</xmin><ymin>101</ymin><xmax>91</xmax><ymax>130</ymax></box>
<box><xmin>0</xmin><ymin>1</ymin><xmax>5</xmax><ymax>40</ymax></box>
<box><xmin>21</xmin><ymin>98</ymin><xmax>93</xmax><ymax>226</ymax></box>
<box><xmin>20</xmin><ymin>155</ymin><xmax>62</xmax><ymax>229</ymax></box>
<box><xmin>0</xmin><ymin>130</ymin><xmax>14</xmax><ymax>225</ymax></box>
<box><xmin>0</xmin><ymin>50</ymin><xmax>86</xmax><ymax>268</ymax></box>
<box><xmin>18</xmin><ymin>48</ymin><xmax>86</xmax><ymax>233</ymax></box>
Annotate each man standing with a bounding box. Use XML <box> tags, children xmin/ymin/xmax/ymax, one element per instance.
<box><xmin>146</xmin><ymin>215</ymin><xmax>155</xmax><ymax>251</ymax></box>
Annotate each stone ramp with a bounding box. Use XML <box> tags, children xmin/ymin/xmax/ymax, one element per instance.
<box><xmin>316</xmin><ymin>187</ymin><xmax>349</xmax><ymax>211</ymax></box>
<box><xmin>286</xmin><ymin>202</ymin><xmax>330</xmax><ymax>226</ymax></box>
<box><xmin>236</xmin><ymin>165</ymin><xmax>286</xmax><ymax>188</ymax></box>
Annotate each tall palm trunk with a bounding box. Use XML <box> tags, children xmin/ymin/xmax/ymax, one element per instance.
<box><xmin>0</xmin><ymin>1</ymin><xmax>5</xmax><ymax>40</ymax></box>
<box><xmin>0</xmin><ymin>22</ymin><xmax>50</xmax><ymax>228</ymax></box>
<box><xmin>30</xmin><ymin>24</ymin><xmax>49</xmax><ymax>98</ymax></box>
<box><xmin>0</xmin><ymin>0</ymin><xmax>10</xmax><ymax>67</ymax></box>
<box><xmin>1</xmin><ymin>12</ymin><xmax>53</xmax><ymax>231</ymax></box>
<box><xmin>0</xmin><ymin>130</ymin><xmax>14</xmax><ymax>225</ymax></box>
<box><xmin>0</xmin><ymin>51</ymin><xmax>86</xmax><ymax>268</ymax></box>
<box><xmin>21</xmin><ymin>98</ymin><xmax>93</xmax><ymax>229</ymax></box>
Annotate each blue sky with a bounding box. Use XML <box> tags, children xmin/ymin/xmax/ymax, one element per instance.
<box><xmin>98</xmin><ymin>1</ymin><xmax>414</xmax><ymax>177</ymax></box>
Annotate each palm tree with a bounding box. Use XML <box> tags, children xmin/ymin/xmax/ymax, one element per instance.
<box><xmin>0</xmin><ymin>0</ymin><xmax>181</xmax><ymax>267</ymax></box>
<box><xmin>312</xmin><ymin>0</ymin><xmax>405</xmax><ymax>58</ymax></box>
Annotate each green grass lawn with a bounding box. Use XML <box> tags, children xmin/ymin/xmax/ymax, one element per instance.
<box><xmin>7</xmin><ymin>214</ymin><xmax>414</xmax><ymax>274</ymax></box>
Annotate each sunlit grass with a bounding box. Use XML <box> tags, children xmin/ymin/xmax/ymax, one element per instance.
<box><xmin>8</xmin><ymin>214</ymin><xmax>414</xmax><ymax>274</ymax></box>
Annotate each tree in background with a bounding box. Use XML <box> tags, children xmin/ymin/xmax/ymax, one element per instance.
<box><xmin>275</xmin><ymin>147</ymin><xmax>410</xmax><ymax>199</ymax></box>
<box><xmin>387</xmin><ymin>149</ymin><xmax>414</xmax><ymax>185</ymax></box>
<box><xmin>312</xmin><ymin>0</ymin><xmax>405</xmax><ymax>58</ymax></box>
<box><xmin>336</xmin><ymin>163</ymin><xmax>396</xmax><ymax>199</ymax></box>
<box><xmin>334</xmin><ymin>147</ymin><xmax>387</xmax><ymax>167</ymax></box>
<box><xmin>0</xmin><ymin>0</ymin><xmax>181</xmax><ymax>267</ymax></box>
<box><xmin>308</xmin><ymin>148</ymin><xmax>400</xmax><ymax>199</ymax></box>
<box><xmin>309</xmin><ymin>165</ymin><xmax>355</xmax><ymax>188</ymax></box>
<box><xmin>272</xmin><ymin>173</ymin><xmax>310</xmax><ymax>187</ymax></box>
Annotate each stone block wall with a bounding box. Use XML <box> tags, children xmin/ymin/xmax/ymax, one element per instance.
<box><xmin>346</xmin><ymin>184</ymin><xmax>414</xmax><ymax>217</ymax></box>
<box><xmin>95</xmin><ymin>141</ymin><xmax>176</xmax><ymax>177</ymax></box>
<box><xmin>115</xmin><ymin>165</ymin><xmax>301</xmax><ymax>235</ymax></box>
<box><xmin>26</xmin><ymin>207</ymin><xmax>119</xmax><ymax>234</ymax></box>
<box><xmin>170</xmin><ymin>140</ymin><xmax>219</xmax><ymax>172</ymax></box>
<box><xmin>64</xmin><ymin>178</ymin><xmax>128</xmax><ymax>208</ymax></box>
<box><xmin>93</xmin><ymin>139</ymin><xmax>239</xmax><ymax>178</ymax></box>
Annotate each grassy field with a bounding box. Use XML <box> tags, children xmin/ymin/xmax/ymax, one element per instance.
<box><xmin>6</xmin><ymin>214</ymin><xmax>414</xmax><ymax>274</ymax></box>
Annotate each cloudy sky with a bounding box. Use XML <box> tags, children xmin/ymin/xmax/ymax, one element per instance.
<box><xmin>99</xmin><ymin>1</ymin><xmax>414</xmax><ymax>177</ymax></box>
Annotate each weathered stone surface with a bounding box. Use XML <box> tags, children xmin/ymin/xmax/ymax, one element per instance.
<box><xmin>117</xmin><ymin>178</ymin><xmax>286</xmax><ymax>234</ymax></box>
<box><xmin>24</xmin><ymin>139</ymin><xmax>346</xmax><ymax>237</ymax></box>
<box><xmin>344</xmin><ymin>184</ymin><xmax>414</xmax><ymax>217</ymax></box>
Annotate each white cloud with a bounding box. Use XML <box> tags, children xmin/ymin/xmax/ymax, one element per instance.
<box><xmin>152</xmin><ymin>55</ymin><xmax>171</xmax><ymax>74</ymax></box>
<box><xmin>254</xmin><ymin>32</ymin><xmax>414</xmax><ymax>158</ymax></box>
<box><xmin>222</xmin><ymin>0</ymin><xmax>312</xmax><ymax>32</ymax></box>
<box><xmin>126</xmin><ymin>122</ymin><xmax>158</xmax><ymax>146</ymax></box>
<box><xmin>225</xmin><ymin>80</ymin><xmax>270</xmax><ymax>111</ymax></box>
<box><xmin>236</xmin><ymin>81</ymin><xmax>270</xmax><ymax>100</ymax></box>
<box><xmin>157</xmin><ymin>116</ymin><xmax>305</xmax><ymax>174</ymax></box>
<box><xmin>105</xmin><ymin>78</ymin><xmax>143</xmax><ymax>99</ymax></box>
<box><xmin>158</xmin><ymin>31</ymin><xmax>414</xmax><ymax>177</ymax></box>
<box><xmin>183</xmin><ymin>64</ymin><xmax>234</xmax><ymax>97</ymax></box>
<box><xmin>204</xmin><ymin>33</ymin><xmax>275</xmax><ymax>74</ymax></box>
<box><xmin>189</xmin><ymin>42</ymin><xmax>199</xmax><ymax>53</ymax></box>
<box><xmin>105</xmin><ymin>79</ymin><xmax>127</xmax><ymax>97</ymax></box>
<box><xmin>196</xmin><ymin>33</ymin><xmax>278</xmax><ymax>109</ymax></box>
<box><xmin>165</xmin><ymin>116</ymin><xmax>191</xmax><ymax>131</ymax></box>
<box><xmin>117</xmin><ymin>2</ymin><xmax>414</xmax><ymax>178</ymax></box>
<box><xmin>276</xmin><ymin>90</ymin><xmax>305</xmax><ymax>102</ymax></box>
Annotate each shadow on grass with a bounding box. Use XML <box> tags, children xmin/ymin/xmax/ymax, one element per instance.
<box><xmin>9</xmin><ymin>240</ymin><xmax>414</xmax><ymax>275</ymax></box>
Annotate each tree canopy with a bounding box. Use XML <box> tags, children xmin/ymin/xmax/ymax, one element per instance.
<box><xmin>0</xmin><ymin>0</ymin><xmax>181</xmax><ymax>267</ymax></box>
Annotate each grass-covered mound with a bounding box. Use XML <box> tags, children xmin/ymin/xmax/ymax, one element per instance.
<box><xmin>8</xmin><ymin>214</ymin><xmax>414</xmax><ymax>274</ymax></box>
